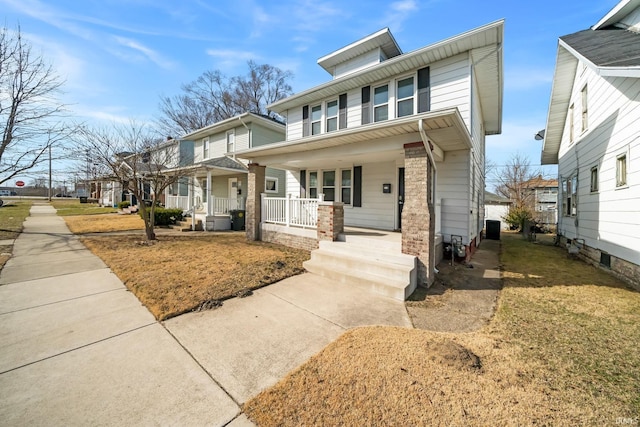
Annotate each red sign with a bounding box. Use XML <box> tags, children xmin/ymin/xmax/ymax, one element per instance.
<box><xmin>15</xmin><ymin>180</ymin><xmax>25</xmax><ymax>187</ymax></box>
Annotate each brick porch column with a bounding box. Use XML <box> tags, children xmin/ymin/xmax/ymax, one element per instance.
<box><xmin>317</xmin><ymin>202</ymin><xmax>344</xmax><ymax>242</ymax></box>
<box><xmin>246</xmin><ymin>163</ymin><xmax>265</xmax><ymax>241</ymax></box>
<box><xmin>402</xmin><ymin>142</ymin><xmax>435</xmax><ymax>286</ymax></box>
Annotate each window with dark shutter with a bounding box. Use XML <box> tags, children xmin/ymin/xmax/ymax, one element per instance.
<box><xmin>300</xmin><ymin>169</ymin><xmax>306</xmax><ymax>198</ymax></box>
<box><xmin>302</xmin><ymin>105</ymin><xmax>310</xmax><ymax>137</ymax></box>
<box><xmin>361</xmin><ymin>87</ymin><xmax>371</xmax><ymax>125</ymax></box>
<box><xmin>339</xmin><ymin>94</ymin><xmax>347</xmax><ymax>129</ymax></box>
<box><xmin>353</xmin><ymin>166</ymin><xmax>362</xmax><ymax>207</ymax></box>
<box><xmin>418</xmin><ymin>67</ymin><xmax>431</xmax><ymax>113</ymax></box>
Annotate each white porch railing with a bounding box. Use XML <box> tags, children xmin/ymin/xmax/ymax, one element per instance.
<box><xmin>166</xmin><ymin>195</ymin><xmax>190</xmax><ymax>210</ymax></box>
<box><xmin>211</xmin><ymin>196</ymin><xmax>245</xmax><ymax>215</ymax></box>
<box><xmin>165</xmin><ymin>195</ymin><xmax>245</xmax><ymax>215</ymax></box>
<box><xmin>262</xmin><ymin>194</ymin><xmax>322</xmax><ymax>229</ymax></box>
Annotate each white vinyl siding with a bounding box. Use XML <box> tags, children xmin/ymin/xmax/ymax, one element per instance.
<box><xmin>343</xmin><ymin>161</ymin><xmax>396</xmax><ymax>230</ymax></box>
<box><xmin>346</xmin><ymin>88</ymin><xmax>361</xmax><ymax>128</ymax></box>
<box><xmin>285</xmin><ymin>170</ymin><xmax>301</xmax><ymax>196</ymax></box>
<box><xmin>436</xmin><ymin>150</ymin><xmax>471</xmax><ymax>243</ymax></box>
<box><xmin>430</xmin><ymin>53</ymin><xmax>471</xmax><ymax>129</ymax></box>
<box><xmin>557</xmin><ymin>64</ymin><xmax>640</xmax><ymax>265</ymax></box>
<box><xmin>334</xmin><ymin>49</ymin><xmax>382</xmax><ymax>79</ymax></box>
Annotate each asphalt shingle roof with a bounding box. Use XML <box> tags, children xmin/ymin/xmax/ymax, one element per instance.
<box><xmin>561</xmin><ymin>27</ymin><xmax>640</xmax><ymax>67</ymax></box>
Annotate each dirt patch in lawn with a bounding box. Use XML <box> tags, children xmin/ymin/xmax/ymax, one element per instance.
<box><xmin>81</xmin><ymin>234</ymin><xmax>309</xmax><ymax>320</ymax></box>
<box><xmin>64</xmin><ymin>213</ymin><xmax>145</xmax><ymax>234</ymax></box>
<box><xmin>244</xmin><ymin>233</ymin><xmax>640</xmax><ymax>425</ymax></box>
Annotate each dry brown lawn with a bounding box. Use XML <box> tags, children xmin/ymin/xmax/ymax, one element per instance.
<box><xmin>81</xmin><ymin>234</ymin><xmax>309</xmax><ymax>320</ymax></box>
<box><xmin>63</xmin><ymin>213</ymin><xmax>145</xmax><ymax>233</ymax></box>
<box><xmin>244</xmin><ymin>233</ymin><xmax>640</xmax><ymax>426</ymax></box>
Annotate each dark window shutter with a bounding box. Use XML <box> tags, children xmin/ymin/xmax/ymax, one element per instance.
<box><xmin>300</xmin><ymin>170</ymin><xmax>306</xmax><ymax>198</ymax></box>
<box><xmin>339</xmin><ymin>94</ymin><xmax>347</xmax><ymax>129</ymax></box>
<box><xmin>353</xmin><ymin>166</ymin><xmax>362</xmax><ymax>207</ymax></box>
<box><xmin>418</xmin><ymin>67</ymin><xmax>431</xmax><ymax>113</ymax></box>
<box><xmin>361</xmin><ymin>86</ymin><xmax>371</xmax><ymax>125</ymax></box>
<box><xmin>302</xmin><ymin>105</ymin><xmax>310</xmax><ymax>137</ymax></box>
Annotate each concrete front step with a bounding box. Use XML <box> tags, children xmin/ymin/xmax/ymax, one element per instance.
<box><xmin>303</xmin><ymin>239</ymin><xmax>417</xmax><ymax>301</ymax></box>
<box><xmin>172</xmin><ymin>219</ymin><xmax>203</xmax><ymax>232</ymax></box>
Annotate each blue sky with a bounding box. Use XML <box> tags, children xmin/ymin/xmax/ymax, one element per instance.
<box><xmin>1</xmin><ymin>0</ymin><xmax>619</xmax><ymax>189</ymax></box>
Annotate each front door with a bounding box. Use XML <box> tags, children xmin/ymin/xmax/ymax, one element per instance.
<box><xmin>228</xmin><ymin>178</ymin><xmax>238</xmax><ymax>210</ymax></box>
<box><xmin>398</xmin><ymin>167</ymin><xmax>405</xmax><ymax>230</ymax></box>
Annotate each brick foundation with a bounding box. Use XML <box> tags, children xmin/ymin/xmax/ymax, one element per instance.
<box><xmin>401</xmin><ymin>142</ymin><xmax>435</xmax><ymax>286</ymax></box>
<box><xmin>246</xmin><ymin>163</ymin><xmax>265</xmax><ymax>241</ymax></box>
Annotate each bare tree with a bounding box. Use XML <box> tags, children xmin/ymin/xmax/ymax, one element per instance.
<box><xmin>156</xmin><ymin>61</ymin><xmax>293</xmax><ymax>137</ymax></box>
<box><xmin>74</xmin><ymin>121</ymin><xmax>185</xmax><ymax>241</ymax></box>
<box><xmin>493</xmin><ymin>153</ymin><xmax>541</xmax><ymax>230</ymax></box>
<box><xmin>0</xmin><ymin>25</ymin><xmax>70</xmax><ymax>185</ymax></box>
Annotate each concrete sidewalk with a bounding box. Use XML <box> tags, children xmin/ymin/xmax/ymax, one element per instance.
<box><xmin>0</xmin><ymin>203</ymin><xmax>412</xmax><ymax>425</ymax></box>
<box><xmin>0</xmin><ymin>204</ymin><xmax>243</xmax><ymax>426</ymax></box>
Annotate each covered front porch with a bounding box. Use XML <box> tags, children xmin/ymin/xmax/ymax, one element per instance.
<box><xmin>164</xmin><ymin>156</ymin><xmax>248</xmax><ymax>231</ymax></box>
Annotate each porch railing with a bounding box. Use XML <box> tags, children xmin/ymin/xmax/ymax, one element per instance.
<box><xmin>262</xmin><ymin>194</ymin><xmax>322</xmax><ymax>229</ymax></box>
<box><xmin>165</xmin><ymin>195</ymin><xmax>244</xmax><ymax>215</ymax></box>
<box><xmin>166</xmin><ymin>195</ymin><xmax>189</xmax><ymax>210</ymax></box>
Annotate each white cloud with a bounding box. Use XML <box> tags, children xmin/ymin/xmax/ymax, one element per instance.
<box><xmin>206</xmin><ymin>49</ymin><xmax>259</xmax><ymax>70</ymax></box>
<box><xmin>385</xmin><ymin>0</ymin><xmax>419</xmax><ymax>32</ymax></box>
<box><xmin>113</xmin><ymin>36</ymin><xmax>175</xmax><ymax>70</ymax></box>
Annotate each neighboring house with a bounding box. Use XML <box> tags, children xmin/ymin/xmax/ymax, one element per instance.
<box><xmin>163</xmin><ymin>112</ymin><xmax>286</xmax><ymax>230</ymax></box>
<box><xmin>236</xmin><ymin>22</ymin><xmax>504</xmax><ymax>299</ymax></box>
<box><xmin>484</xmin><ymin>191</ymin><xmax>512</xmax><ymax>230</ymax></box>
<box><xmin>523</xmin><ymin>175</ymin><xmax>558</xmax><ymax>226</ymax></box>
<box><xmin>541</xmin><ymin>0</ymin><xmax>640</xmax><ymax>287</ymax></box>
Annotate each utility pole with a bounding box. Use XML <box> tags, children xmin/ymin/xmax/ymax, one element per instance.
<box><xmin>48</xmin><ymin>144</ymin><xmax>52</xmax><ymax>202</ymax></box>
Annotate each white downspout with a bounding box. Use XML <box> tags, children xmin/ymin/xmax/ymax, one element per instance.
<box><xmin>419</xmin><ymin>119</ymin><xmax>438</xmax><ymax>278</ymax></box>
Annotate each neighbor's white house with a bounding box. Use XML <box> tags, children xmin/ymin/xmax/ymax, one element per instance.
<box><xmin>541</xmin><ymin>0</ymin><xmax>640</xmax><ymax>287</ymax></box>
<box><xmin>236</xmin><ymin>22</ymin><xmax>504</xmax><ymax>299</ymax></box>
<box><xmin>163</xmin><ymin>112</ymin><xmax>286</xmax><ymax>230</ymax></box>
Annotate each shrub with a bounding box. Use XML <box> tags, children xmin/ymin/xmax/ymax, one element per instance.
<box><xmin>140</xmin><ymin>207</ymin><xmax>184</xmax><ymax>226</ymax></box>
<box><xmin>118</xmin><ymin>200</ymin><xmax>131</xmax><ymax>209</ymax></box>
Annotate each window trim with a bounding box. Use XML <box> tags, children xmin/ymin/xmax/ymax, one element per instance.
<box><xmin>569</xmin><ymin>103</ymin><xmax>574</xmax><ymax>144</ymax></box>
<box><xmin>616</xmin><ymin>152</ymin><xmax>628</xmax><ymax>188</ymax></box>
<box><xmin>265</xmin><ymin>176</ymin><xmax>278</xmax><ymax>194</ymax></box>
<box><xmin>373</xmin><ymin>83</ymin><xmax>389</xmax><ymax>122</ymax></box>
<box><xmin>308</xmin><ymin>171</ymin><xmax>318</xmax><ymax>199</ymax></box>
<box><xmin>396</xmin><ymin>75</ymin><xmax>415</xmax><ymax>118</ymax></box>
<box><xmin>326</xmin><ymin>99</ymin><xmax>338</xmax><ymax>133</ymax></box>
<box><xmin>590</xmin><ymin>165</ymin><xmax>598</xmax><ymax>193</ymax></box>
<box><xmin>226</xmin><ymin>130</ymin><xmax>235</xmax><ymax>153</ymax></box>
<box><xmin>202</xmin><ymin>137</ymin><xmax>209</xmax><ymax>159</ymax></box>
<box><xmin>340</xmin><ymin>169</ymin><xmax>352</xmax><ymax>205</ymax></box>
<box><xmin>322</xmin><ymin>170</ymin><xmax>336</xmax><ymax>202</ymax></box>
<box><xmin>311</xmin><ymin>105</ymin><xmax>322</xmax><ymax>135</ymax></box>
<box><xmin>581</xmin><ymin>85</ymin><xmax>588</xmax><ymax>133</ymax></box>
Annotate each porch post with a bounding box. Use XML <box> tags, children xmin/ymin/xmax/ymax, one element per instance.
<box><xmin>402</xmin><ymin>142</ymin><xmax>435</xmax><ymax>287</ymax></box>
<box><xmin>317</xmin><ymin>202</ymin><xmax>344</xmax><ymax>242</ymax></box>
<box><xmin>246</xmin><ymin>163</ymin><xmax>266</xmax><ymax>241</ymax></box>
<box><xmin>206</xmin><ymin>170</ymin><xmax>212</xmax><ymax>216</ymax></box>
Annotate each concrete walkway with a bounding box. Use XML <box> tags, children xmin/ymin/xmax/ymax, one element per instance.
<box><xmin>0</xmin><ymin>203</ymin><xmax>411</xmax><ymax>426</ymax></box>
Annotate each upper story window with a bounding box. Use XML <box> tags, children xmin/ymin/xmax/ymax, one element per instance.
<box><xmin>226</xmin><ymin>130</ymin><xmax>235</xmax><ymax>153</ymax></box>
<box><xmin>202</xmin><ymin>137</ymin><xmax>209</xmax><ymax>159</ymax></box>
<box><xmin>616</xmin><ymin>153</ymin><xmax>627</xmax><ymax>188</ymax></box>
<box><xmin>326</xmin><ymin>100</ymin><xmax>338</xmax><ymax>132</ymax></box>
<box><xmin>397</xmin><ymin>76</ymin><xmax>414</xmax><ymax>117</ymax></box>
<box><xmin>590</xmin><ymin>165</ymin><xmax>598</xmax><ymax>192</ymax></box>
<box><xmin>569</xmin><ymin>104</ymin><xmax>574</xmax><ymax>144</ymax></box>
<box><xmin>311</xmin><ymin>105</ymin><xmax>322</xmax><ymax>135</ymax></box>
<box><xmin>373</xmin><ymin>84</ymin><xmax>389</xmax><ymax>122</ymax></box>
<box><xmin>581</xmin><ymin>85</ymin><xmax>588</xmax><ymax>132</ymax></box>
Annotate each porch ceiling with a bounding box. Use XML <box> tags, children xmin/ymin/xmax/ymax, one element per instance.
<box><xmin>235</xmin><ymin>108</ymin><xmax>472</xmax><ymax>170</ymax></box>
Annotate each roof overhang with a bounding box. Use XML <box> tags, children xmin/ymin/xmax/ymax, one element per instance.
<box><xmin>542</xmin><ymin>43</ymin><xmax>578</xmax><ymax>165</ymax></box>
<box><xmin>593</xmin><ymin>0</ymin><xmax>640</xmax><ymax>30</ymax></box>
<box><xmin>164</xmin><ymin>156</ymin><xmax>248</xmax><ymax>176</ymax></box>
<box><xmin>317</xmin><ymin>28</ymin><xmax>402</xmax><ymax>75</ymax></box>
<box><xmin>269</xmin><ymin>20</ymin><xmax>504</xmax><ymax>135</ymax></box>
<box><xmin>235</xmin><ymin>108</ymin><xmax>472</xmax><ymax>169</ymax></box>
<box><xmin>181</xmin><ymin>112</ymin><xmax>285</xmax><ymax>141</ymax></box>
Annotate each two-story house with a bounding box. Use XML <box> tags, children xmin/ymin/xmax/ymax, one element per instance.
<box><xmin>541</xmin><ymin>0</ymin><xmax>640</xmax><ymax>288</ymax></box>
<box><xmin>523</xmin><ymin>175</ymin><xmax>558</xmax><ymax>226</ymax></box>
<box><xmin>236</xmin><ymin>22</ymin><xmax>504</xmax><ymax>299</ymax></box>
<box><xmin>163</xmin><ymin>112</ymin><xmax>286</xmax><ymax>230</ymax></box>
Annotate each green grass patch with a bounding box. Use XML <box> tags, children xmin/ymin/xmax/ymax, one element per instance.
<box><xmin>50</xmin><ymin>199</ymin><xmax>117</xmax><ymax>216</ymax></box>
<box><xmin>0</xmin><ymin>201</ymin><xmax>32</xmax><ymax>240</ymax></box>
